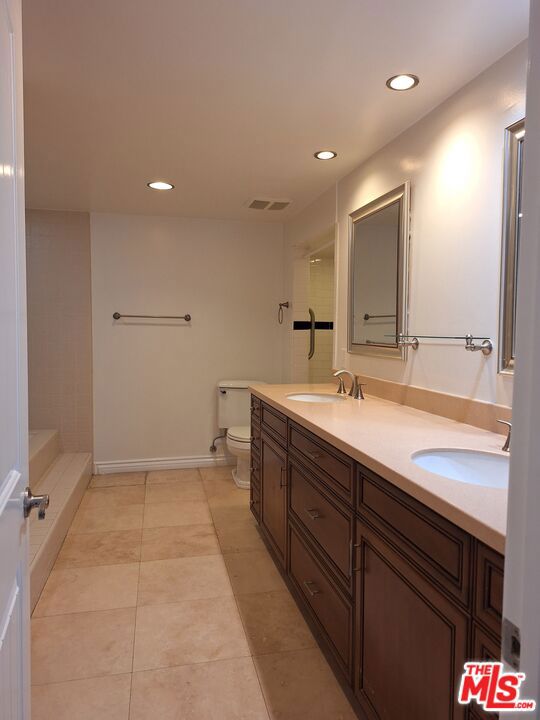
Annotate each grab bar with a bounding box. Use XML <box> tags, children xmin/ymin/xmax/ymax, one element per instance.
<box><xmin>308</xmin><ymin>308</ymin><xmax>316</xmax><ymax>359</ymax></box>
<box><xmin>113</xmin><ymin>312</ymin><xmax>191</xmax><ymax>321</ymax></box>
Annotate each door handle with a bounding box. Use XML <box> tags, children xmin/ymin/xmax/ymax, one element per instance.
<box><xmin>303</xmin><ymin>580</ymin><xmax>321</xmax><ymax>597</ymax></box>
<box><xmin>23</xmin><ymin>487</ymin><xmax>50</xmax><ymax>520</ymax></box>
<box><xmin>308</xmin><ymin>308</ymin><xmax>316</xmax><ymax>359</ymax></box>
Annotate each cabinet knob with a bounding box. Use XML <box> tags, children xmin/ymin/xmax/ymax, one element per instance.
<box><xmin>306</xmin><ymin>450</ymin><xmax>321</xmax><ymax>461</ymax></box>
<box><xmin>305</xmin><ymin>508</ymin><xmax>321</xmax><ymax>520</ymax></box>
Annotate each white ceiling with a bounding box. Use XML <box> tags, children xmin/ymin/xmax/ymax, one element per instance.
<box><xmin>22</xmin><ymin>0</ymin><xmax>529</xmax><ymax>221</ymax></box>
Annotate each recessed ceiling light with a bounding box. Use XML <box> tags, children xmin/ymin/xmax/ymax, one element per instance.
<box><xmin>147</xmin><ymin>181</ymin><xmax>174</xmax><ymax>190</ymax></box>
<box><xmin>386</xmin><ymin>74</ymin><xmax>419</xmax><ymax>91</ymax></box>
<box><xmin>314</xmin><ymin>150</ymin><xmax>337</xmax><ymax>160</ymax></box>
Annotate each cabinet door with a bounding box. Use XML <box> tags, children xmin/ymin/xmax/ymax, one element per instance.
<box><xmin>355</xmin><ymin>520</ymin><xmax>468</xmax><ymax>720</ymax></box>
<box><xmin>260</xmin><ymin>432</ymin><xmax>287</xmax><ymax>567</ymax></box>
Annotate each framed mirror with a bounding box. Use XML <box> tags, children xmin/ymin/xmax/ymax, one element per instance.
<box><xmin>348</xmin><ymin>183</ymin><xmax>410</xmax><ymax>358</ymax></box>
<box><xmin>499</xmin><ymin>118</ymin><xmax>525</xmax><ymax>374</ymax></box>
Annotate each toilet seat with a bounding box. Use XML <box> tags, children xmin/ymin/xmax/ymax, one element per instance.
<box><xmin>227</xmin><ymin>425</ymin><xmax>251</xmax><ymax>443</ymax></box>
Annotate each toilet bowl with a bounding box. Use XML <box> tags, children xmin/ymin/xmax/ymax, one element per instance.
<box><xmin>226</xmin><ymin>425</ymin><xmax>251</xmax><ymax>489</ymax></box>
<box><xmin>217</xmin><ymin>379</ymin><xmax>266</xmax><ymax>490</ymax></box>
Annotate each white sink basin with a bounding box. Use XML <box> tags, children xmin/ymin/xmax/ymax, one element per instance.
<box><xmin>286</xmin><ymin>393</ymin><xmax>347</xmax><ymax>404</ymax></box>
<box><xmin>412</xmin><ymin>449</ymin><xmax>509</xmax><ymax>489</ymax></box>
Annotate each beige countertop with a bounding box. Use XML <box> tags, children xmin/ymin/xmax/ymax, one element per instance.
<box><xmin>250</xmin><ymin>383</ymin><xmax>508</xmax><ymax>554</ymax></box>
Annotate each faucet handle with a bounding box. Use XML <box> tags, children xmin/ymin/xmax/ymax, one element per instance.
<box><xmin>496</xmin><ymin>419</ymin><xmax>512</xmax><ymax>452</ymax></box>
<box><xmin>336</xmin><ymin>376</ymin><xmax>347</xmax><ymax>395</ymax></box>
<box><xmin>352</xmin><ymin>376</ymin><xmax>366</xmax><ymax>400</ymax></box>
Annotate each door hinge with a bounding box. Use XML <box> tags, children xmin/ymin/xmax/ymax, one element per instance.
<box><xmin>502</xmin><ymin>617</ymin><xmax>521</xmax><ymax>671</ymax></box>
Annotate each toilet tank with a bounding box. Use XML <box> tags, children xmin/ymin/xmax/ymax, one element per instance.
<box><xmin>217</xmin><ymin>380</ymin><xmax>265</xmax><ymax>428</ymax></box>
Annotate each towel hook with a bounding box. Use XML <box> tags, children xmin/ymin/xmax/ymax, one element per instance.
<box><xmin>278</xmin><ymin>301</ymin><xmax>290</xmax><ymax>324</ymax></box>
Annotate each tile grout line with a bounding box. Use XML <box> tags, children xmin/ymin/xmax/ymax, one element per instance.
<box><xmin>128</xmin><ymin>472</ymin><xmax>148</xmax><ymax>717</ymax></box>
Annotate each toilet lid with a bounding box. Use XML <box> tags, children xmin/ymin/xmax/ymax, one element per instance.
<box><xmin>228</xmin><ymin>426</ymin><xmax>251</xmax><ymax>442</ymax></box>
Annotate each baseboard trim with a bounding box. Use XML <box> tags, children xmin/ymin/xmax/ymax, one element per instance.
<box><xmin>94</xmin><ymin>454</ymin><xmax>234</xmax><ymax>475</ymax></box>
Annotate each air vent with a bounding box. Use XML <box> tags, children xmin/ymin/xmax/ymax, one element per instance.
<box><xmin>247</xmin><ymin>198</ymin><xmax>291</xmax><ymax>212</ymax></box>
<box><xmin>268</xmin><ymin>201</ymin><xmax>290</xmax><ymax>211</ymax></box>
<box><xmin>249</xmin><ymin>199</ymin><xmax>271</xmax><ymax>210</ymax></box>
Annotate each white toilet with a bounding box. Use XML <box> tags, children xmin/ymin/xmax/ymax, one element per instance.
<box><xmin>217</xmin><ymin>380</ymin><xmax>265</xmax><ymax>489</ymax></box>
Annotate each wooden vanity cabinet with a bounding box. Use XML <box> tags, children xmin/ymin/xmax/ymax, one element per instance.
<box><xmin>251</xmin><ymin>397</ymin><xmax>506</xmax><ymax>720</ymax></box>
<box><xmin>354</xmin><ymin>519</ymin><xmax>469</xmax><ymax>719</ymax></box>
<box><xmin>259</xmin><ymin>430</ymin><xmax>288</xmax><ymax>568</ymax></box>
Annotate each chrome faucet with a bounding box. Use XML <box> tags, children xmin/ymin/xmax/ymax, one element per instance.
<box><xmin>333</xmin><ymin>369</ymin><xmax>366</xmax><ymax>400</ymax></box>
<box><xmin>497</xmin><ymin>420</ymin><xmax>512</xmax><ymax>452</ymax></box>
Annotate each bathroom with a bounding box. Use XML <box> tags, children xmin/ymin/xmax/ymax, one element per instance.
<box><xmin>1</xmin><ymin>0</ymin><xmax>540</xmax><ymax>718</ymax></box>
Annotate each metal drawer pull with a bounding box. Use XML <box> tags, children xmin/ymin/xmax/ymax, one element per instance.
<box><xmin>305</xmin><ymin>508</ymin><xmax>321</xmax><ymax>520</ymax></box>
<box><xmin>306</xmin><ymin>450</ymin><xmax>322</xmax><ymax>461</ymax></box>
<box><xmin>303</xmin><ymin>580</ymin><xmax>321</xmax><ymax>596</ymax></box>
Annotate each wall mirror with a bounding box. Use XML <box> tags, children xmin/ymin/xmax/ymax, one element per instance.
<box><xmin>499</xmin><ymin>118</ymin><xmax>525</xmax><ymax>373</ymax></box>
<box><xmin>348</xmin><ymin>183</ymin><xmax>410</xmax><ymax>358</ymax></box>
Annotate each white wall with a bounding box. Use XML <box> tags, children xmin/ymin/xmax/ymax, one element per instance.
<box><xmin>91</xmin><ymin>213</ymin><xmax>284</xmax><ymax>469</ymax></box>
<box><xmin>335</xmin><ymin>42</ymin><xmax>527</xmax><ymax>406</ymax></box>
<box><xmin>26</xmin><ymin>210</ymin><xmax>93</xmax><ymax>452</ymax></box>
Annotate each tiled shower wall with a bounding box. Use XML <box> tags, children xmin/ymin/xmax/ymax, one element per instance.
<box><xmin>26</xmin><ymin>210</ymin><xmax>93</xmax><ymax>452</ymax></box>
<box><xmin>308</xmin><ymin>255</ymin><xmax>334</xmax><ymax>383</ymax></box>
<box><xmin>289</xmin><ymin>249</ymin><xmax>335</xmax><ymax>383</ymax></box>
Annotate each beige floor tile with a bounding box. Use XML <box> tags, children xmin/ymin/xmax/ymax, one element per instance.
<box><xmin>146</xmin><ymin>468</ymin><xmax>201</xmax><ymax>484</ymax></box>
<box><xmin>142</xmin><ymin>499</ymin><xmax>212</xmax><ymax>528</ymax></box>
<box><xmin>130</xmin><ymin>658</ymin><xmax>269</xmax><ymax>720</ymax></box>
<box><xmin>224</xmin><ymin>550</ymin><xmax>286</xmax><ymax>595</ymax></box>
<box><xmin>211</xmin><ymin>504</ymin><xmax>265</xmax><ymax>553</ymax></box>
<box><xmin>34</xmin><ymin>563</ymin><xmax>139</xmax><ymax>617</ymax></box>
<box><xmin>138</xmin><ymin>555</ymin><xmax>232</xmax><ymax>605</ymax></box>
<box><xmin>70</xmin><ymin>503</ymin><xmax>144</xmax><ymax>534</ymax></box>
<box><xmin>31</xmin><ymin>674</ymin><xmax>131</xmax><ymax>720</ymax></box>
<box><xmin>202</xmin><ymin>473</ymin><xmax>248</xmax><ymax>508</ymax></box>
<box><xmin>216</xmin><ymin>518</ymin><xmax>266</xmax><ymax>553</ymax></box>
<box><xmin>141</xmin><ymin>524</ymin><xmax>220</xmax><ymax>561</ymax></box>
<box><xmin>133</xmin><ymin>597</ymin><xmax>249</xmax><ymax>671</ymax></box>
<box><xmin>32</xmin><ymin>608</ymin><xmax>135</xmax><ymax>685</ymax></box>
<box><xmin>55</xmin><ymin>529</ymin><xmax>142</xmax><ymax>569</ymax></box>
<box><xmin>199</xmin><ymin>466</ymin><xmax>236</xmax><ymax>482</ymax></box>
<box><xmin>80</xmin><ymin>484</ymin><xmax>146</xmax><ymax>509</ymax></box>
<box><xmin>145</xmin><ymin>478</ymin><xmax>206</xmax><ymax>504</ymax></box>
<box><xmin>210</xmin><ymin>503</ymin><xmax>252</xmax><ymax>529</ymax></box>
<box><xmin>254</xmin><ymin>648</ymin><xmax>356</xmax><ymax>720</ymax></box>
<box><xmin>90</xmin><ymin>472</ymin><xmax>146</xmax><ymax>488</ymax></box>
<box><xmin>236</xmin><ymin>590</ymin><xmax>317</xmax><ymax>656</ymax></box>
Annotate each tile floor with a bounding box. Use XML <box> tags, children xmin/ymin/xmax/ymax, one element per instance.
<box><xmin>31</xmin><ymin>467</ymin><xmax>356</xmax><ymax>719</ymax></box>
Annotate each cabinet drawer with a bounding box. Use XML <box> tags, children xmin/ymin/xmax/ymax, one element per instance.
<box><xmin>250</xmin><ymin>458</ymin><xmax>260</xmax><ymax>491</ymax></box>
<box><xmin>358</xmin><ymin>469</ymin><xmax>471</xmax><ymax>605</ymax></box>
<box><xmin>289</xmin><ymin>422</ymin><xmax>354</xmax><ymax>502</ymax></box>
<box><xmin>261</xmin><ymin>403</ymin><xmax>287</xmax><ymax>445</ymax></box>
<box><xmin>474</xmin><ymin>542</ymin><xmax>504</xmax><ymax>638</ymax></box>
<box><xmin>250</xmin><ymin>484</ymin><xmax>261</xmax><ymax>523</ymax></box>
<box><xmin>289</xmin><ymin>458</ymin><xmax>353</xmax><ymax>590</ymax></box>
<box><xmin>251</xmin><ymin>394</ymin><xmax>261</xmax><ymax>422</ymax></box>
<box><xmin>289</xmin><ymin>524</ymin><xmax>353</xmax><ymax>678</ymax></box>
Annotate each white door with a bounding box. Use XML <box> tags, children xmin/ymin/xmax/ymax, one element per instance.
<box><xmin>0</xmin><ymin>0</ymin><xmax>30</xmax><ymax>717</ymax></box>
